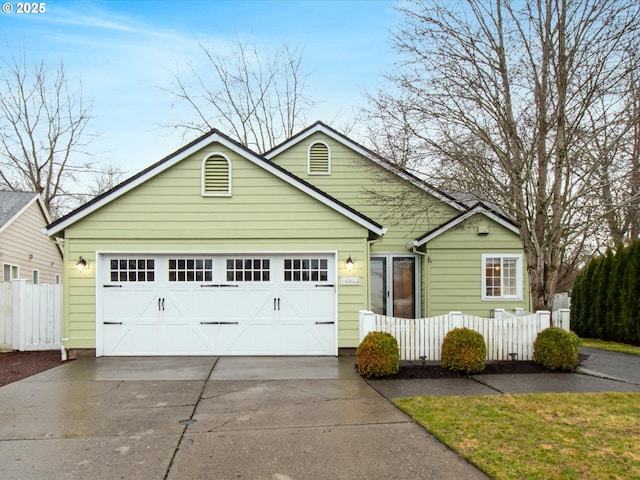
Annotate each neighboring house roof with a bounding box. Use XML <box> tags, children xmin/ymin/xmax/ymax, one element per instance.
<box><xmin>46</xmin><ymin>128</ymin><xmax>386</xmax><ymax>237</ymax></box>
<box><xmin>0</xmin><ymin>191</ymin><xmax>47</xmax><ymax>234</ymax></box>
<box><xmin>265</xmin><ymin>121</ymin><xmax>469</xmax><ymax>213</ymax></box>
<box><xmin>408</xmin><ymin>202</ymin><xmax>520</xmax><ymax>248</ymax></box>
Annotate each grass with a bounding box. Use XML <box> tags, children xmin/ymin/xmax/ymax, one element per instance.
<box><xmin>394</xmin><ymin>392</ymin><xmax>640</xmax><ymax>480</ymax></box>
<box><xmin>580</xmin><ymin>338</ymin><xmax>640</xmax><ymax>356</ymax></box>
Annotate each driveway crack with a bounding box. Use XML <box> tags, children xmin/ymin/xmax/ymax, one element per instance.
<box><xmin>162</xmin><ymin>357</ymin><xmax>219</xmax><ymax>480</ymax></box>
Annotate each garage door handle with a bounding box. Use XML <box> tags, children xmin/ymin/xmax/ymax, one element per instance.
<box><xmin>315</xmin><ymin>284</ymin><xmax>335</xmax><ymax>288</ymax></box>
<box><xmin>200</xmin><ymin>321</ymin><xmax>239</xmax><ymax>325</ymax></box>
<box><xmin>104</xmin><ymin>285</ymin><xmax>122</xmax><ymax>288</ymax></box>
<box><xmin>104</xmin><ymin>321</ymin><xmax>123</xmax><ymax>325</ymax></box>
<box><xmin>158</xmin><ymin>298</ymin><xmax>165</xmax><ymax>311</ymax></box>
<box><xmin>315</xmin><ymin>321</ymin><xmax>335</xmax><ymax>325</ymax></box>
<box><xmin>200</xmin><ymin>284</ymin><xmax>239</xmax><ymax>288</ymax></box>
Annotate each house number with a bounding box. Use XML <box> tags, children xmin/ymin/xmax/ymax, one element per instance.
<box><xmin>340</xmin><ymin>277</ymin><xmax>361</xmax><ymax>286</ymax></box>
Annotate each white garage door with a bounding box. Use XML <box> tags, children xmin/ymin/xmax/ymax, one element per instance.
<box><xmin>99</xmin><ymin>254</ymin><xmax>336</xmax><ymax>356</ymax></box>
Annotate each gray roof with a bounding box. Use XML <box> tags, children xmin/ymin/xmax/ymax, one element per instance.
<box><xmin>0</xmin><ymin>191</ymin><xmax>38</xmax><ymax>228</ymax></box>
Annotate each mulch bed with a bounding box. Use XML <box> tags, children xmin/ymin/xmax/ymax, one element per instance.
<box><xmin>379</xmin><ymin>353</ymin><xmax>589</xmax><ymax>380</ymax></box>
<box><xmin>0</xmin><ymin>350</ymin><xmax>69</xmax><ymax>387</ymax></box>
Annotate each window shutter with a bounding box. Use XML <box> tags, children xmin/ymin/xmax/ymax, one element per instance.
<box><xmin>203</xmin><ymin>155</ymin><xmax>230</xmax><ymax>196</ymax></box>
<box><xmin>308</xmin><ymin>142</ymin><xmax>330</xmax><ymax>174</ymax></box>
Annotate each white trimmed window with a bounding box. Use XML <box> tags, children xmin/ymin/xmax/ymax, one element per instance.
<box><xmin>308</xmin><ymin>142</ymin><xmax>330</xmax><ymax>175</ymax></box>
<box><xmin>3</xmin><ymin>264</ymin><xmax>19</xmax><ymax>282</ymax></box>
<box><xmin>202</xmin><ymin>153</ymin><xmax>231</xmax><ymax>196</ymax></box>
<box><xmin>482</xmin><ymin>254</ymin><xmax>523</xmax><ymax>300</ymax></box>
<box><xmin>32</xmin><ymin>270</ymin><xmax>40</xmax><ymax>284</ymax></box>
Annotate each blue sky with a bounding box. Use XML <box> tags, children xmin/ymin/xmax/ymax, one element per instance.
<box><xmin>0</xmin><ymin>0</ymin><xmax>399</xmax><ymax>174</ymax></box>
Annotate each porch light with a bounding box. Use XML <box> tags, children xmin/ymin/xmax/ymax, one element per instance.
<box><xmin>345</xmin><ymin>256</ymin><xmax>354</xmax><ymax>271</ymax></box>
<box><xmin>76</xmin><ymin>256</ymin><xmax>88</xmax><ymax>272</ymax></box>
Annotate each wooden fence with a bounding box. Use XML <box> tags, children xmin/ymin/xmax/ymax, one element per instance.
<box><xmin>0</xmin><ymin>280</ymin><xmax>62</xmax><ymax>351</ymax></box>
<box><xmin>359</xmin><ymin>308</ymin><xmax>571</xmax><ymax>362</ymax></box>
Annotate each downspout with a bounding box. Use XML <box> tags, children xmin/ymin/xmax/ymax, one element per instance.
<box><xmin>45</xmin><ymin>233</ymin><xmax>66</xmax><ymax>359</ymax></box>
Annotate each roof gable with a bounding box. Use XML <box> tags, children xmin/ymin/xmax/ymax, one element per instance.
<box><xmin>409</xmin><ymin>202</ymin><xmax>519</xmax><ymax>247</ymax></box>
<box><xmin>46</xmin><ymin>129</ymin><xmax>385</xmax><ymax>237</ymax></box>
<box><xmin>0</xmin><ymin>191</ymin><xmax>48</xmax><ymax>235</ymax></box>
<box><xmin>265</xmin><ymin>121</ymin><xmax>468</xmax><ymax>213</ymax></box>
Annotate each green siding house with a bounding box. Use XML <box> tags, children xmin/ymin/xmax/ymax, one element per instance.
<box><xmin>46</xmin><ymin>122</ymin><xmax>530</xmax><ymax>357</ymax></box>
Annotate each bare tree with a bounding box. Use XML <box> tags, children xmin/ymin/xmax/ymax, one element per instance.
<box><xmin>598</xmin><ymin>50</ymin><xmax>640</xmax><ymax>247</ymax></box>
<box><xmin>0</xmin><ymin>54</ymin><xmax>96</xmax><ymax>217</ymax></box>
<box><xmin>164</xmin><ymin>39</ymin><xmax>313</xmax><ymax>154</ymax></box>
<box><xmin>365</xmin><ymin>0</ymin><xmax>640</xmax><ymax>310</ymax></box>
<box><xmin>71</xmin><ymin>161</ymin><xmax>127</xmax><ymax>209</ymax></box>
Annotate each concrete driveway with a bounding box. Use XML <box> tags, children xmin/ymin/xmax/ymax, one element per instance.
<box><xmin>0</xmin><ymin>356</ymin><xmax>488</xmax><ymax>480</ymax></box>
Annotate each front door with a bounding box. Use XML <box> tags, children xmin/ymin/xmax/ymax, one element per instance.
<box><xmin>370</xmin><ymin>255</ymin><xmax>418</xmax><ymax>318</ymax></box>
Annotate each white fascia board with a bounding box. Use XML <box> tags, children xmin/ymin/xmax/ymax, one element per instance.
<box><xmin>408</xmin><ymin>205</ymin><xmax>519</xmax><ymax>248</ymax></box>
<box><xmin>45</xmin><ymin>134</ymin><xmax>223</xmax><ymax>236</ymax></box>
<box><xmin>46</xmin><ymin>132</ymin><xmax>385</xmax><ymax>237</ymax></box>
<box><xmin>266</xmin><ymin>123</ymin><xmax>466</xmax><ymax>213</ymax></box>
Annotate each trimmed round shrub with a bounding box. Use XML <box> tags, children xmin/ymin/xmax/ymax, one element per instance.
<box><xmin>356</xmin><ymin>331</ymin><xmax>400</xmax><ymax>378</ymax></box>
<box><xmin>533</xmin><ymin>327</ymin><xmax>580</xmax><ymax>371</ymax></box>
<box><xmin>440</xmin><ymin>328</ymin><xmax>486</xmax><ymax>374</ymax></box>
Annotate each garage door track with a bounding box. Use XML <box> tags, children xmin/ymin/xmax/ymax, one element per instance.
<box><xmin>0</xmin><ymin>356</ymin><xmax>486</xmax><ymax>480</ymax></box>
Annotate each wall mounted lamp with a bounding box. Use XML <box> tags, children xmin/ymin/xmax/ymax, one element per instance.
<box><xmin>345</xmin><ymin>255</ymin><xmax>354</xmax><ymax>271</ymax></box>
<box><xmin>76</xmin><ymin>256</ymin><xmax>88</xmax><ymax>272</ymax></box>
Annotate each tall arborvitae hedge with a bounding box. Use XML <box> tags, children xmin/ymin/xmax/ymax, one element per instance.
<box><xmin>572</xmin><ymin>240</ymin><xmax>640</xmax><ymax>345</ymax></box>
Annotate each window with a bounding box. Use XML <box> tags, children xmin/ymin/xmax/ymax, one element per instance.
<box><xmin>202</xmin><ymin>153</ymin><xmax>231</xmax><ymax>196</ymax></box>
<box><xmin>110</xmin><ymin>259</ymin><xmax>155</xmax><ymax>282</ymax></box>
<box><xmin>284</xmin><ymin>258</ymin><xmax>328</xmax><ymax>282</ymax></box>
<box><xmin>308</xmin><ymin>142</ymin><xmax>330</xmax><ymax>175</ymax></box>
<box><xmin>482</xmin><ymin>254</ymin><xmax>522</xmax><ymax>300</ymax></box>
<box><xmin>32</xmin><ymin>270</ymin><xmax>39</xmax><ymax>285</ymax></box>
<box><xmin>168</xmin><ymin>258</ymin><xmax>213</xmax><ymax>282</ymax></box>
<box><xmin>226</xmin><ymin>258</ymin><xmax>270</xmax><ymax>282</ymax></box>
<box><xmin>55</xmin><ymin>274</ymin><xmax>61</xmax><ymax>285</ymax></box>
<box><xmin>3</xmin><ymin>264</ymin><xmax>19</xmax><ymax>282</ymax></box>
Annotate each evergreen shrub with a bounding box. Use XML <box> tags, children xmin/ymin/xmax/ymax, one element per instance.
<box><xmin>572</xmin><ymin>239</ymin><xmax>640</xmax><ymax>345</ymax></box>
<box><xmin>440</xmin><ymin>328</ymin><xmax>486</xmax><ymax>374</ymax></box>
<box><xmin>356</xmin><ymin>331</ymin><xmax>400</xmax><ymax>378</ymax></box>
<box><xmin>533</xmin><ymin>327</ymin><xmax>580</xmax><ymax>371</ymax></box>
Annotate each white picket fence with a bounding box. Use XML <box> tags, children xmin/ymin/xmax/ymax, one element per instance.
<box><xmin>0</xmin><ymin>280</ymin><xmax>62</xmax><ymax>351</ymax></box>
<box><xmin>359</xmin><ymin>308</ymin><xmax>571</xmax><ymax>362</ymax></box>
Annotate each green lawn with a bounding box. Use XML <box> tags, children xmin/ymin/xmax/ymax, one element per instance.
<box><xmin>394</xmin><ymin>392</ymin><xmax>640</xmax><ymax>480</ymax></box>
<box><xmin>580</xmin><ymin>338</ymin><xmax>640</xmax><ymax>356</ymax></box>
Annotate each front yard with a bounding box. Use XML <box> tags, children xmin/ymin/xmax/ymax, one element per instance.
<box><xmin>395</xmin><ymin>392</ymin><xmax>640</xmax><ymax>479</ymax></box>
<box><xmin>394</xmin><ymin>339</ymin><xmax>640</xmax><ymax>479</ymax></box>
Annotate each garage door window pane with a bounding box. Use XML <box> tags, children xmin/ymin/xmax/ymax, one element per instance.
<box><xmin>226</xmin><ymin>258</ymin><xmax>270</xmax><ymax>282</ymax></box>
<box><xmin>168</xmin><ymin>258</ymin><xmax>214</xmax><ymax>283</ymax></box>
<box><xmin>110</xmin><ymin>258</ymin><xmax>155</xmax><ymax>282</ymax></box>
<box><xmin>284</xmin><ymin>258</ymin><xmax>329</xmax><ymax>282</ymax></box>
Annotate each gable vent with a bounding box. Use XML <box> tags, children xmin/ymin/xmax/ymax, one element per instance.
<box><xmin>308</xmin><ymin>142</ymin><xmax>330</xmax><ymax>175</ymax></box>
<box><xmin>202</xmin><ymin>154</ymin><xmax>231</xmax><ymax>196</ymax></box>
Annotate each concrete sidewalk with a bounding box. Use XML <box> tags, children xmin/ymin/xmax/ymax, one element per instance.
<box><xmin>368</xmin><ymin>348</ymin><xmax>640</xmax><ymax>399</ymax></box>
<box><xmin>0</xmin><ymin>356</ymin><xmax>489</xmax><ymax>480</ymax></box>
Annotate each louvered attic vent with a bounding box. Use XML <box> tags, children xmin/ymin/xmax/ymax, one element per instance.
<box><xmin>202</xmin><ymin>154</ymin><xmax>231</xmax><ymax>196</ymax></box>
<box><xmin>308</xmin><ymin>142</ymin><xmax>330</xmax><ymax>175</ymax></box>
